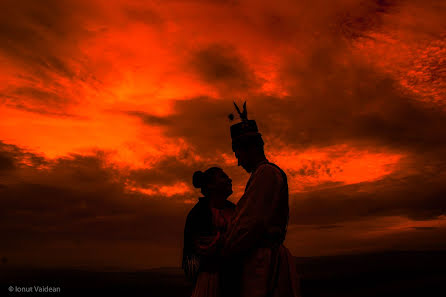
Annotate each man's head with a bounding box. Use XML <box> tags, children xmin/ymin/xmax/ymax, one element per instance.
<box><xmin>229</xmin><ymin>102</ymin><xmax>265</xmax><ymax>172</ymax></box>
<box><xmin>232</xmin><ymin>134</ymin><xmax>265</xmax><ymax>173</ymax></box>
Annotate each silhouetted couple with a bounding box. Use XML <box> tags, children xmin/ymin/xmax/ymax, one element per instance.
<box><xmin>182</xmin><ymin>102</ymin><xmax>300</xmax><ymax>297</ymax></box>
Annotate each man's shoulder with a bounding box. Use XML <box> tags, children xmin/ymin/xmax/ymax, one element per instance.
<box><xmin>257</xmin><ymin>162</ymin><xmax>286</xmax><ymax>176</ymax></box>
<box><xmin>255</xmin><ymin>162</ymin><xmax>287</xmax><ymax>184</ymax></box>
<box><xmin>266</xmin><ymin>162</ymin><xmax>285</xmax><ymax>171</ymax></box>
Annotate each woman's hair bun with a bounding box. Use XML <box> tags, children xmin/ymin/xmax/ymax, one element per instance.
<box><xmin>192</xmin><ymin>171</ymin><xmax>205</xmax><ymax>188</ymax></box>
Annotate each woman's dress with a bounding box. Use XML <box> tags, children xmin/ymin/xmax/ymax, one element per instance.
<box><xmin>182</xmin><ymin>198</ymin><xmax>235</xmax><ymax>297</ymax></box>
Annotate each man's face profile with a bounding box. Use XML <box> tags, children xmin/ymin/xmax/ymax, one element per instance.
<box><xmin>234</xmin><ymin>146</ymin><xmax>252</xmax><ymax>173</ymax></box>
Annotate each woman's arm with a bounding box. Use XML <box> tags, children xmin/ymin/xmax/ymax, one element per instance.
<box><xmin>182</xmin><ymin>211</ymin><xmax>201</xmax><ymax>281</ymax></box>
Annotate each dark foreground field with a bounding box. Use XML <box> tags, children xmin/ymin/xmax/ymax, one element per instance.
<box><xmin>1</xmin><ymin>250</ymin><xmax>445</xmax><ymax>297</ymax></box>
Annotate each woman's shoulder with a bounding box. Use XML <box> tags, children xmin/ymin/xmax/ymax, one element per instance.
<box><xmin>187</xmin><ymin>197</ymin><xmax>210</xmax><ymax>217</ymax></box>
<box><xmin>187</xmin><ymin>197</ymin><xmax>233</xmax><ymax>218</ymax></box>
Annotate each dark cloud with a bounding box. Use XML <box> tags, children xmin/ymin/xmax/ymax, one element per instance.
<box><xmin>226</xmin><ymin>0</ymin><xmax>399</xmax><ymax>49</ymax></box>
<box><xmin>335</xmin><ymin>0</ymin><xmax>398</xmax><ymax>40</ymax></box>
<box><xmin>3</xmin><ymin>87</ymin><xmax>69</xmax><ymax>107</ymax></box>
<box><xmin>0</xmin><ymin>0</ymin><xmax>93</xmax><ymax>75</ymax></box>
<box><xmin>0</xmin><ymin>153</ymin><xmax>14</xmax><ymax>171</ymax></box>
<box><xmin>124</xmin><ymin>6</ymin><xmax>164</xmax><ymax>26</ymax></box>
<box><xmin>250</xmin><ymin>53</ymin><xmax>446</xmax><ymax>157</ymax></box>
<box><xmin>0</xmin><ymin>141</ymin><xmax>47</xmax><ymax>172</ymax></box>
<box><xmin>135</xmin><ymin>96</ymin><xmax>236</xmax><ymax>157</ymax></box>
<box><xmin>412</xmin><ymin>227</ymin><xmax>438</xmax><ymax>230</ymax></box>
<box><xmin>0</xmin><ymin>139</ymin><xmax>251</xmax><ymax>267</ymax></box>
<box><xmin>124</xmin><ymin>2</ymin><xmax>444</xmax><ymax>158</ymax></box>
<box><xmin>0</xmin><ymin>143</ymin><xmax>17</xmax><ymax>172</ymax></box>
<box><xmin>129</xmin><ymin>66</ymin><xmax>446</xmax><ymax>158</ymax></box>
<box><xmin>128</xmin><ymin>155</ymin><xmax>198</xmax><ymax>187</ymax></box>
<box><xmin>189</xmin><ymin>44</ymin><xmax>259</xmax><ymax>92</ymax></box>
<box><xmin>1</xmin><ymin>102</ymin><xmax>83</xmax><ymax>118</ymax></box>
<box><xmin>290</xmin><ymin>163</ymin><xmax>446</xmax><ymax>225</ymax></box>
<box><xmin>314</xmin><ymin>224</ymin><xmax>342</xmax><ymax>230</ymax></box>
<box><xmin>125</xmin><ymin>111</ymin><xmax>172</xmax><ymax>126</ymax></box>
<box><xmin>124</xmin><ymin>85</ymin><xmax>446</xmax><ymax>224</ymax></box>
<box><xmin>124</xmin><ymin>144</ymin><xmax>248</xmax><ymax>205</ymax></box>
<box><xmin>289</xmin><ymin>160</ymin><xmax>334</xmax><ymax>177</ymax></box>
<box><xmin>0</xmin><ymin>142</ymin><xmax>191</xmax><ymax>252</ymax></box>
<box><xmin>0</xmin><ymin>0</ymin><xmax>100</xmax><ymax>112</ymax></box>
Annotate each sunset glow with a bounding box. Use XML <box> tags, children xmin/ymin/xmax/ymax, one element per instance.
<box><xmin>1</xmin><ymin>0</ymin><xmax>445</xmax><ymax>268</ymax></box>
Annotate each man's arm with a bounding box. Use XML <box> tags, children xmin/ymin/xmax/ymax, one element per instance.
<box><xmin>220</xmin><ymin>164</ymin><xmax>283</xmax><ymax>256</ymax></box>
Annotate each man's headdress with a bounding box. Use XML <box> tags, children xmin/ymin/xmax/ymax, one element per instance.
<box><xmin>228</xmin><ymin>101</ymin><xmax>262</xmax><ymax>145</ymax></box>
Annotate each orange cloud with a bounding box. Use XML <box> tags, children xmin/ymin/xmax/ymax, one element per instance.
<box><xmin>269</xmin><ymin>145</ymin><xmax>403</xmax><ymax>192</ymax></box>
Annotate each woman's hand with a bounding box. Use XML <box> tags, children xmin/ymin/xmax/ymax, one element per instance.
<box><xmin>194</xmin><ymin>232</ymin><xmax>221</xmax><ymax>256</ymax></box>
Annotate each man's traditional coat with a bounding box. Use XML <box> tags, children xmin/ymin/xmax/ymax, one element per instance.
<box><xmin>220</xmin><ymin>160</ymin><xmax>301</xmax><ymax>297</ymax></box>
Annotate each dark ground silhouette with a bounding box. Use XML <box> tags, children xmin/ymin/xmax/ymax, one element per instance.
<box><xmin>1</xmin><ymin>250</ymin><xmax>445</xmax><ymax>297</ymax></box>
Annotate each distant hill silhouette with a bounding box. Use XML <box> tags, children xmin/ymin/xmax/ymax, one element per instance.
<box><xmin>295</xmin><ymin>250</ymin><xmax>446</xmax><ymax>297</ymax></box>
<box><xmin>1</xmin><ymin>250</ymin><xmax>445</xmax><ymax>297</ymax></box>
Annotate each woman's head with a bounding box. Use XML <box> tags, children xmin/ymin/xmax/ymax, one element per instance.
<box><xmin>192</xmin><ymin>167</ymin><xmax>232</xmax><ymax>198</ymax></box>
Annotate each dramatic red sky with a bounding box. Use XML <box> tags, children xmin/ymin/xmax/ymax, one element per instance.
<box><xmin>1</xmin><ymin>0</ymin><xmax>445</xmax><ymax>269</ymax></box>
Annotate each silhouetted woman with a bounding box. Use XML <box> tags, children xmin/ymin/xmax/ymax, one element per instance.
<box><xmin>182</xmin><ymin>167</ymin><xmax>235</xmax><ymax>297</ymax></box>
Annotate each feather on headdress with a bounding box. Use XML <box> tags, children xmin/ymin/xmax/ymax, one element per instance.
<box><xmin>229</xmin><ymin>101</ymin><xmax>261</xmax><ymax>143</ymax></box>
<box><xmin>228</xmin><ymin>101</ymin><xmax>248</xmax><ymax>122</ymax></box>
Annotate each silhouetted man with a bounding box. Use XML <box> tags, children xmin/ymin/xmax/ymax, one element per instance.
<box><xmin>218</xmin><ymin>102</ymin><xmax>300</xmax><ymax>297</ymax></box>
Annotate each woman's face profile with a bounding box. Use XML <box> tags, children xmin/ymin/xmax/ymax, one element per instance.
<box><xmin>208</xmin><ymin>169</ymin><xmax>233</xmax><ymax>198</ymax></box>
